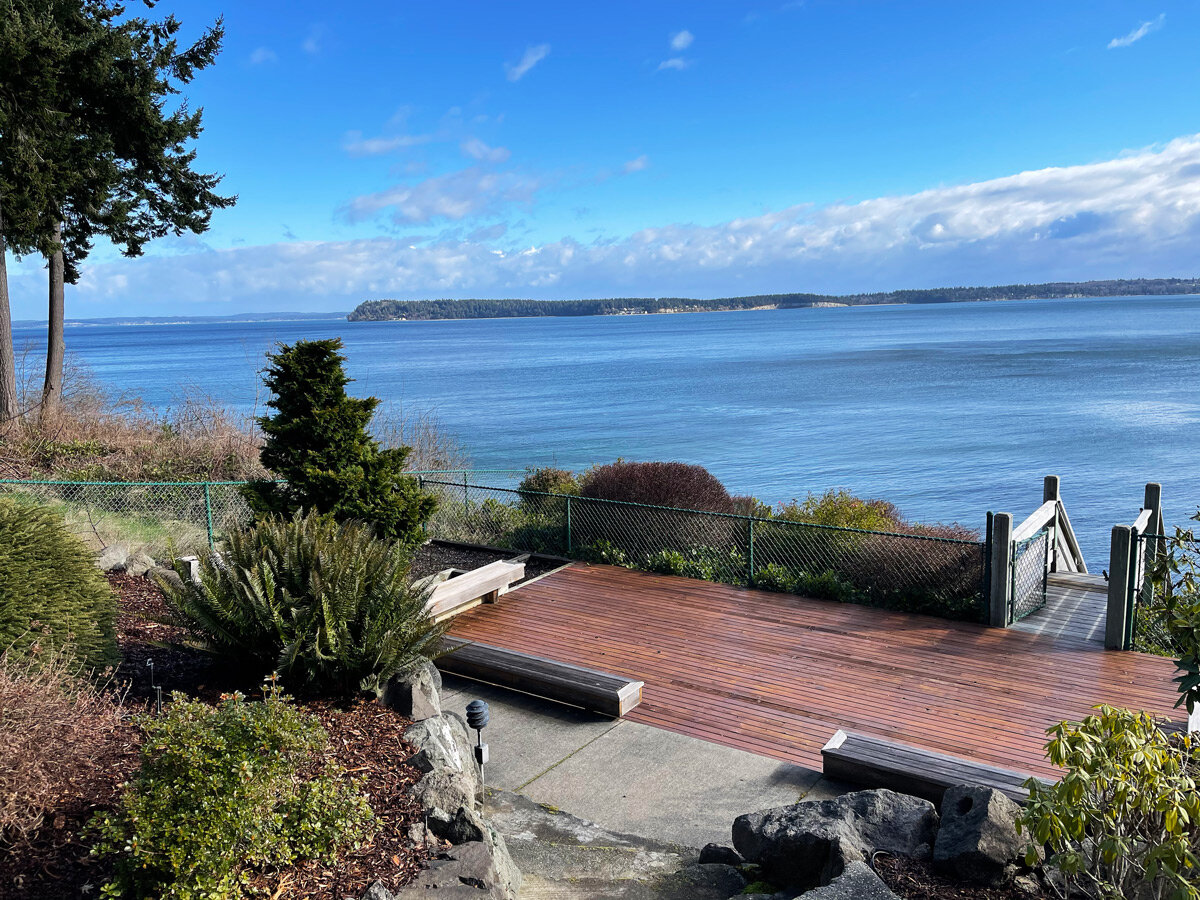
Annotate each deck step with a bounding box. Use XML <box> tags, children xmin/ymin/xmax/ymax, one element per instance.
<box><xmin>437</xmin><ymin>637</ymin><xmax>644</xmax><ymax>718</ymax></box>
<box><xmin>822</xmin><ymin>729</ymin><xmax>1051</xmax><ymax>805</ymax></box>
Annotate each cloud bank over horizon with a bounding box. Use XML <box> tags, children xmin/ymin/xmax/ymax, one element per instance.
<box><xmin>10</xmin><ymin>134</ymin><xmax>1200</xmax><ymax>317</ymax></box>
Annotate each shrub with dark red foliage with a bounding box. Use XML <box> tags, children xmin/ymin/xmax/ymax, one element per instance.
<box><xmin>580</xmin><ymin>461</ymin><xmax>734</xmax><ymax>513</ymax></box>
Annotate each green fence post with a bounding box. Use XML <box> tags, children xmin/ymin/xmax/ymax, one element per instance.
<box><xmin>566</xmin><ymin>495</ymin><xmax>573</xmax><ymax>555</ymax></box>
<box><xmin>747</xmin><ymin>517</ymin><xmax>755</xmax><ymax>587</ymax></box>
<box><xmin>203</xmin><ymin>483</ymin><xmax>215</xmax><ymax>549</ymax></box>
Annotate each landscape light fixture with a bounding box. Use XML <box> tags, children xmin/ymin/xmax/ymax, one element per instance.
<box><xmin>146</xmin><ymin>658</ymin><xmax>163</xmax><ymax>716</ymax></box>
<box><xmin>466</xmin><ymin>699</ymin><xmax>490</xmax><ymax>787</ymax></box>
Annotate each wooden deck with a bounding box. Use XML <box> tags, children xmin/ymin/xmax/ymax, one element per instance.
<box><xmin>449</xmin><ymin>564</ymin><xmax>1180</xmax><ymax>780</ymax></box>
<box><xmin>1011</xmin><ymin>572</ymin><xmax>1108</xmax><ymax>647</ymax></box>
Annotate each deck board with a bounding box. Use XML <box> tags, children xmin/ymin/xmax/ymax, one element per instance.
<box><xmin>448</xmin><ymin>564</ymin><xmax>1179</xmax><ymax>779</ymax></box>
<box><xmin>1011</xmin><ymin>572</ymin><xmax>1108</xmax><ymax>646</ymax></box>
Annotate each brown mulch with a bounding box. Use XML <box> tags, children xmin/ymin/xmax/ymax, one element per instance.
<box><xmin>2</xmin><ymin>574</ymin><xmax>430</xmax><ymax>900</ymax></box>
<box><xmin>875</xmin><ymin>855</ymin><xmax>1049</xmax><ymax>899</ymax></box>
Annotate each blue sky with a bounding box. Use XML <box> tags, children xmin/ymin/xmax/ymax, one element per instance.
<box><xmin>9</xmin><ymin>0</ymin><xmax>1200</xmax><ymax>317</ymax></box>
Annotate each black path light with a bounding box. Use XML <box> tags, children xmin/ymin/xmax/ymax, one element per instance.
<box><xmin>466</xmin><ymin>699</ymin><xmax>490</xmax><ymax>787</ymax></box>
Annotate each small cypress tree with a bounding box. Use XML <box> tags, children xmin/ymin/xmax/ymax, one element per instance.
<box><xmin>242</xmin><ymin>339</ymin><xmax>436</xmax><ymax>545</ymax></box>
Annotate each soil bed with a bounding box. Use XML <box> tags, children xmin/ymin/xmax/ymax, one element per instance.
<box><xmin>2</xmin><ymin>574</ymin><xmax>430</xmax><ymax>900</ymax></box>
<box><xmin>412</xmin><ymin>539</ymin><xmax>566</xmax><ymax>584</ymax></box>
<box><xmin>876</xmin><ymin>855</ymin><xmax>1049</xmax><ymax>899</ymax></box>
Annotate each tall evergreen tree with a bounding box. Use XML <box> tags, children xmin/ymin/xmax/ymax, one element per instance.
<box><xmin>243</xmin><ymin>339</ymin><xmax>438</xmax><ymax>546</ymax></box>
<box><xmin>0</xmin><ymin>0</ymin><xmax>235</xmax><ymax>418</ymax></box>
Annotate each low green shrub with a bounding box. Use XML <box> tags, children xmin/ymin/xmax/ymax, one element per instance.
<box><xmin>644</xmin><ymin>546</ymin><xmax>746</xmax><ymax>584</ymax></box>
<box><xmin>518</xmin><ymin>467</ymin><xmax>579</xmax><ymax>503</ymax></box>
<box><xmin>580</xmin><ymin>539</ymin><xmax>630</xmax><ymax>567</ymax></box>
<box><xmin>1018</xmin><ymin>706</ymin><xmax>1200</xmax><ymax>900</ymax></box>
<box><xmin>773</xmin><ymin>489</ymin><xmax>902</xmax><ymax>531</ymax></box>
<box><xmin>159</xmin><ymin>511</ymin><xmax>442</xmax><ymax>696</ymax></box>
<box><xmin>0</xmin><ymin>497</ymin><xmax>117</xmax><ymax>670</ymax></box>
<box><xmin>90</xmin><ymin>688</ymin><xmax>374</xmax><ymax>900</ymax></box>
<box><xmin>580</xmin><ymin>460</ymin><xmax>734</xmax><ymax>513</ymax></box>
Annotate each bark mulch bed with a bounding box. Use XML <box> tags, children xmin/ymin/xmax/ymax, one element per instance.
<box><xmin>876</xmin><ymin>855</ymin><xmax>1049</xmax><ymax>899</ymax></box>
<box><xmin>1</xmin><ymin>574</ymin><xmax>431</xmax><ymax>900</ymax></box>
<box><xmin>412</xmin><ymin>539</ymin><xmax>567</xmax><ymax>585</ymax></box>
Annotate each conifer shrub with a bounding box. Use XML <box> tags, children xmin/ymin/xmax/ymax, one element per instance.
<box><xmin>242</xmin><ymin>339</ymin><xmax>435</xmax><ymax>546</ymax></box>
<box><xmin>159</xmin><ymin>511</ymin><xmax>442</xmax><ymax>696</ymax></box>
<box><xmin>0</xmin><ymin>497</ymin><xmax>117</xmax><ymax>670</ymax></box>
<box><xmin>90</xmin><ymin>688</ymin><xmax>374</xmax><ymax>900</ymax></box>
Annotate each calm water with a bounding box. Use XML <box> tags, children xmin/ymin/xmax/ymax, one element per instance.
<box><xmin>13</xmin><ymin>295</ymin><xmax>1200</xmax><ymax>564</ymax></box>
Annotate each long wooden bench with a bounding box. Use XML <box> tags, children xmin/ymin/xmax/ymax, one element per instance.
<box><xmin>424</xmin><ymin>559</ymin><xmax>525</xmax><ymax>622</ymax></box>
<box><xmin>436</xmin><ymin>637</ymin><xmax>644</xmax><ymax>717</ymax></box>
<box><xmin>822</xmin><ymin>730</ymin><xmax>1052</xmax><ymax>805</ymax></box>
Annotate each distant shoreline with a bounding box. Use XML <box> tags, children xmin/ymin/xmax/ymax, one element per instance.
<box><xmin>347</xmin><ymin>278</ymin><xmax>1200</xmax><ymax>323</ymax></box>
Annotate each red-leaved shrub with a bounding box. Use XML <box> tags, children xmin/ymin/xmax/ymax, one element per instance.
<box><xmin>580</xmin><ymin>461</ymin><xmax>734</xmax><ymax>513</ymax></box>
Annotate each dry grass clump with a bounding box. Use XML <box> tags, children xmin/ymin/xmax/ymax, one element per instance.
<box><xmin>372</xmin><ymin>403</ymin><xmax>470</xmax><ymax>473</ymax></box>
<box><xmin>0</xmin><ymin>643</ymin><xmax>128</xmax><ymax>847</ymax></box>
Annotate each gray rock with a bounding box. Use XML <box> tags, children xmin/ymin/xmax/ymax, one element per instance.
<box><xmin>125</xmin><ymin>551</ymin><xmax>156</xmax><ymax>576</ymax></box>
<box><xmin>482</xmin><ymin>821</ymin><xmax>522</xmax><ymax>899</ymax></box>
<box><xmin>148</xmin><ymin>565</ymin><xmax>184</xmax><ymax>592</ymax></box>
<box><xmin>382</xmin><ymin>659</ymin><xmax>442</xmax><ymax>720</ymax></box>
<box><xmin>391</xmin><ymin>841</ymin><xmax>512</xmax><ymax>899</ymax></box>
<box><xmin>698</xmin><ymin>842</ymin><xmax>743</xmax><ymax>866</ymax></box>
<box><xmin>934</xmin><ymin>785</ymin><xmax>1027</xmax><ymax>883</ymax></box>
<box><xmin>361</xmin><ymin>883</ymin><xmax>395</xmax><ymax>900</ymax></box>
<box><xmin>732</xmin><ymin>789</ymin><xmax>938</xmax><ymax>890</ymax></box>
<box><xmin>412</xmin><ymin>770</ymin><xmax>476</xmax><ymax>821</ymax></box>
<box><xmin>651</xmin><ymin>863</ymin><xmax>746</xmax><ymax>899</ymax></box>
<box><xmin>404</xmin><ymin>713</ymin><xmax>481</xmax><ymax>800</ymax></box>
<box><xmin>97</xmin><ymin>544</ymin><xmax>129</xmax><ymax>573</ymax></box>
<box><xmin>802</xmin><ymin>861</ymin><xmax>898</xmax><ymax>899</ymax></box>
<box><xmin>428</xmin><ymin>804</ymin><xmax>488</xmax><ymax>845</ymax></box>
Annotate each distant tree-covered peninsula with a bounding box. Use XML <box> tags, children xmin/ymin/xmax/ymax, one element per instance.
<box><xmin>348</xmin><ymin>277</ymin><xmax>1200</xmax><ymax>322</ymax></box>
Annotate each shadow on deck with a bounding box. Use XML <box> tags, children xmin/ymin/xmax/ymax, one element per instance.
<box><xmin>448</xmin><ymin>563</ymin><xmax>1179</xmax><ymax>781</ymax></box>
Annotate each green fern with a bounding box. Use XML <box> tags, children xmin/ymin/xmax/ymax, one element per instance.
<box><xmin>159</xmin><ymin>512</ymin><xmax>442</xmax><ymax>695</ymax></box>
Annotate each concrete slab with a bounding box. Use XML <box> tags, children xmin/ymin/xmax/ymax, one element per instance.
<box><xmin>439</xmin><ymin>674</ymin><xmax>622</xmax><ymax>791</ymax></box>
<box><xmin>519</xmin><ymin>718</ymin><xmax>821</xmax><ymax>848</ymax></box>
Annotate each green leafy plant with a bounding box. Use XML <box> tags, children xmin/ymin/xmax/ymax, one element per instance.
<box><xmin>1017</xmin><ymin>705</ymin><xmax>1200</xmax><ymax>900</ymax></box>
<box><xmin>90</xmin><ymin>687</ymin><xmax>374</xmax><ymax>900</ymax></box>
<box><xmin>773</xmin><ymin>489</ymin><xmax>903</xmax><ymax>531</ymax></box>
<box><xmin>242</xmin><ymin>339</ymin><xmax>436</xmax><ymax>546</ymax></box>
<box><xmin>0</xmin><ymin>497</ymin><xmax>117</xmax><ymax>669</ymax></box>
<box><xmin>1140</xmin><ymin>514</ymin><xmax>1200</xmax><ymax>695</ymax></box>
<box><xmin>580</xmin><ymin>539</ymin><xmax>630</xmax><ymax>567</ymax></box>
<box><xmin>518</xmin><ymin>467</ymin><xmax>579</xmax><ymax>505</ymax></box>
<box><xmin>159</xmin><ymin>511</ymin><xmax>443</xmax><ymax>696</ymax></box>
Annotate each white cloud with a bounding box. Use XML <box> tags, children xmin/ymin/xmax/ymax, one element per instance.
<box><xmin>1108</xmin><ymin>13</ymin><xmax>1165</xmax><ymax>49</ymax></box>
<box><xmin>622</xmin><ymin>155</ymin><xmax>649</xmax><ymax>173</ymax></box>
<box><xmin>340</xmin><ymin>166</ymin><xmax>542</xmax><ymax>224</ymax></box>
<box><xmin>22</xmin><ymin>134</ymin><xmax>1200</xmax><ymax>312</ymax></box>
<box><xmin>658</xmin><ymin>57</ymin><xmax>690</xmax><ymax>71</ymax></box>
<box><xmin>302</xmin><ymin>25</ymin><xmax>324</xmax><ymax>55</ymax></box>
<box><xmin>505</xmin><ymin>44</ymin><xmax>550</xmax><ymax>82</ymax></box>
<box><xmin>461</xmin><ymin>138</ymin><xmax>511</xmax><ymax>163</ymax></box>
<box><xmin>342</xmin><ymin>131</ymin><xmax>431</xmax><ymax>156</ymax></box>
<box><xmin>670</xmin><ymin>30</ymin><xmax>694</xmax><ymax>51</ymax></box>
<box><xmin>249</xmin><ymin>46</ymin><xmax>277</xmax><ymax>65</ymax></box>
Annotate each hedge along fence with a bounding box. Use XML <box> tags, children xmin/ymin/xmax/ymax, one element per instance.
<box><xmin>418</xmin><ymin>477</ymin><xmax>988</xmax><ymax>622</ymax></box>
<box><xmin>0</xmin><ymin>480</ymin><xmax>254</xmax><ymax>559</ymax></box>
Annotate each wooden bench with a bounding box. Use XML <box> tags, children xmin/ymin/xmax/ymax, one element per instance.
<box><xmin>436</xmin><ymin>637</ymin><xmax>644</xmax><ymax>717</ymax></box>
<box><xmin>821</xmin><ymin>730</ymin><xmax>1052</xmax><ymax>805</ymax></box>
<box><xmin>425</xmin><ymin>559</ymin><xmax>525</xmax><ymax>622</ymax></box>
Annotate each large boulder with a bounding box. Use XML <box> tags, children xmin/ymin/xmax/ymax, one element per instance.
<box><xmin>404</xmin><ymin>712</ymin><xmax>481</xmax><ymax>799</ymax></box>
<box><xmin>803</xmin><ymin>861</ymin><xmax>899</xmax><ymax>899</ymax></box>
<box><xmin>387</xmin><ymin>840</ymin><xmax>512</xmax><ymax>899</ymax></box>
<box><xmin>732</xmin><ymin>789</ymin><xmax>938</xmax><ymax>890</ymax></box>
<box><xmin>97</xmin><ymin>544</ymin><xmax>129</xmax><ymax>573</ymax></box>
<box><xmin>382</xmin><ymin>659</ymin><xmax>442</xmax><ymax>721</ymax></box>
<box><xmin>698</xmin><ymin>842</ymin><xmax>743</xmax><ymax>866</ymax></box>
<box><xmin>126</xmin><ymin>551</ymin><xmax>156</xmax><ymax>576</ymax></box>
<box><xmin>934</xmin><ymin>785</ymin><xmax>1028</xmax><ymax>883</ymax></box>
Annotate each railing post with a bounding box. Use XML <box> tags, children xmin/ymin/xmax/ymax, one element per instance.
<box><xmin>988</xmin><ymin>512</ymin><xmax>1013</xmax><ymax>627</ymax></box>
<box><xmin>747</xmin><ymin>518</ymin><xmax>755</xmax><ymax>587</ymax></box>
<box><xmin>203</xmin><ymin>482</ymin><xmax>215</xmax><ymax>550</ymax></box>
<box><xmin>1106</xmin><ymin>525</ymin><xmax>1133</xmax><ymax>650</ymax></box>
<box><xmin>565</xmin><ymin>496</ymin><xmax>573</xmax><ymax>555</ymax></box>
<box><xmin>1043</xmin><ymin>475</ymin><xmax>1059</xmax><ymax>504</ymax></box>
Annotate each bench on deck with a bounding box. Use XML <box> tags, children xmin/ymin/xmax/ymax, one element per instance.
<box><xmin>436</xmin><ymin>637</ymin><xmax>644</xmax><ymax>718</ymax></box>
<box><xmin>425</xmin><ymin>559</ymin><xmax>525</xmax><ymax>622</ymax></box>
<box><xmin>821</xmin><ymin>730</ymin><xmax>1051</xmax><ymax>805</ymax></box>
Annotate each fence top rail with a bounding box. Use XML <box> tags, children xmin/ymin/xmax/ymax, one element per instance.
<box><xmin>1013</xmin><ymin>500</ymin><xmax>1057</xmax><ymax>544</ymax></box>
<box><xmin>1132</xmin><ymin>507</ymin><xmax>1154</xmax><ymax>534</ymax></box>
<box><xmin>421</xmin><ymin>478</ymin><xmax>985</xmax><ymax>547</ymax></box>
<box><xmin>0</xmin><ymin>479</ymin><xmax>252</xmax><ymax>488</ymax></box>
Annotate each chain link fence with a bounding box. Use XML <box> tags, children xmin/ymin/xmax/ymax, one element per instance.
<box><xmin>1132</xmin><ymin>531</ymin><xmax>1183</xmax><ymax>654</ymax></box>
<box><xmin>0</xmin><ymin>480</ymin><xmax>254</xmax><ymax>559</ymax></box>
<box><xmin>419</xmin><ymin>477</ymin><xmax>987</xmax><ymax>622</ymax></box>
<box><xmin>1010</xmin><ymin>527</ymin><xmax>1050</xmax><ymax>622</ymax></box>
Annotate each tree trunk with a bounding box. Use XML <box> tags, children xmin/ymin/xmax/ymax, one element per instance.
<box><xmin>41</xmin><ymin>221</ymin><xmax>65</xmax><ymax>419</ymax></box>
<box><xmin>0</xmin><ymin>207</ymin><xmax>19</xmax><ymax>432</ymax></box>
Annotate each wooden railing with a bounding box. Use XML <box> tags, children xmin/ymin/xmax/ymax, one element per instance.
<box><xmin>987</xmin><ymin>475</ymin><xmax>1087</xmax><ymax>627</ymax></box>
<box><xmin>1105</xmin><ymin>483</ymin><xmax>1164</xmax><ymax>650</ymax></box>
